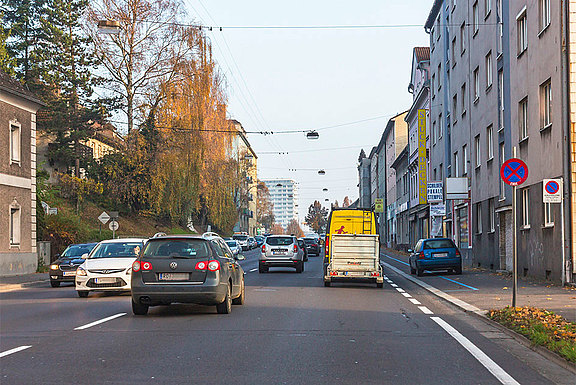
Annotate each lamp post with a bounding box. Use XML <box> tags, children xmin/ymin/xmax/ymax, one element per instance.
<box><xmin>97</xmin><ymin>20</ymin><xmax>121</xmax><ymax>35</ymax></box>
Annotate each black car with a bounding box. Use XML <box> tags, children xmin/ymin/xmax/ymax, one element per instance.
<box><xmin>130</xmin><ymin>235</ymin><xmax>245</xmax><ymax>315</ymax></box>
<box><xmin>297</xmin><ymin>239</ymin><xmax>309</xmax><ymax>262</ymax></box>
<box><xmin>303</xmin><ymin>238</ymin><xmax>321</xmax><ymax>256</ymax></box>
<box><xmin>49</xmin><ymin>243</ymin><xmax>98</xmax><ymax>287</ymax></box>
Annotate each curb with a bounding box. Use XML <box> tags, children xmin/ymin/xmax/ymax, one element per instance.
<box><xmin>0</xmin><ymin>279</ymin><xmax>49</xmax><ymax>293</ymax></box>
<box><xmin>381</xmin><ymin>260</ymin><xmax>576</xmax><ymax>375</ymax></box>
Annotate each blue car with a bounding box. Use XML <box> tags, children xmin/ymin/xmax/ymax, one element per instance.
<box><xmin>408</xmin><ymin>238</ymin><xmax>462</xmax><ymax>276</ymax></box>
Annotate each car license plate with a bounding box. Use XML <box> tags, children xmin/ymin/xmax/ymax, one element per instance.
<box><xmin>433</xmin><ymin>252</ymin><xmax>448</xmax><ymax>258</ymax></box>
<box><xmin>158</xmin><ymin>273</ymin><xmax>189</xmax><ymax>281</ymax></box>
<box><xmin>94</xmin><ymin>277</ymin><xmax>116</xmax><ymax>284</ymax></box>
<box><xmin>63</xmin><ymin>271</ymin><xmax>76</xmax><ymax>276</ymax></box>
<box><xmin>272</xmin><ymin>251</ymin><xmax>286</xmax><ymax>255</ymax></box>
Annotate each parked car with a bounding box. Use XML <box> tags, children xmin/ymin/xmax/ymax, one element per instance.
<box><xmin>75</xmin><ymin>238</ymin><xmax>147</xmax><ymax>298</ymax></box>
<box><xmin>297</xmin><ymin>239</ymin><xmax>309</xmax><ymax>261</ymax></box>
<box><xmin>49</xmin><ymin>242</ymin><xmax>98</xmax><ymax>287</ymax></box>
<box><xmin>130</xmin><ymin>234</ymin><xmax>245</xmax><ymax>315</ymax></box>
<box><xmin>260</xmin><ymin>235</ymin><xmax>305</xmax><ymax>273</ymax></box>
<box><xmin>232</xmin><ymin>233</ymin><xmax>250</xmax><ymax>251</ymax></box>
<box><xmin>254</xmin><ymin>235</ymin><xmax>265</xmax><ymax>247</ymax></box>
<box><xmin>303</xmin><ymin>237</ymin><xmax>321</xmax><ymax>256</ymax></box>
<box><xmin>408</xmin><ymin>238</ymin><xmax>462</xmax><ymax>276</ymax></box>
<box><xmin>225</xmin><ymin>239</ymin><xmax>242</xmax><ymax>255</ymax></box>
<box><xmin>248</xmin><ymin>237</ymin><xmax>257</xmax><ymax>249</ymax></box>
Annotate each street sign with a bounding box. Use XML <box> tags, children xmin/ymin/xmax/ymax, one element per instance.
<box><xmin>543</xmin><ymin>179</ymin><xmax>562</xmax><ymax>203</ymax></box>
<box><xmin>374</xmin><ymin>198</ymin><xmax>384</xmax><ymax>213</ymax></box>
<box><xmin>110</xmin><ymin>211</ymin><xmax>119</xmax><ymax>220</ymax></box>
<box><xmin>500</xmin><ymin>158</ymin><xmax>528</xmax><ymax>186</ymax></box>
<box><xmin>108</xmin><ymin>220</ymin><xmax>119</xmax><ymax>231</ymax></box>
<box><xmin>98</xmin><ymin>211</ymin><xmax>110</xmax><ymax>224</ymax></box>
<box><xmin>427</xmin><ymin>182</ymin><xmax>443</xmax><ymax>203</ymax></box>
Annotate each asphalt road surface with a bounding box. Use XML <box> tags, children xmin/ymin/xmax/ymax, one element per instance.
<box><xmin>1</xmin><ymin>248</ymin><xmax>573</xmax><ymax>384</ymax></box>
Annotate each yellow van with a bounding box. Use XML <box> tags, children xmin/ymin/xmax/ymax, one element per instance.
<box><xmin>324</xmin><ymin>208</ymin><xmax>377</xmax><ymax>257</ymax></box>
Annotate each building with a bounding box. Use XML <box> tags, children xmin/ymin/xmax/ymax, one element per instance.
<box><xmin>262</xmin><ymin>179</ymin><xmax>298</xmax><ymax>230</ymax></box>
<box><xmin>404</xmin><ymin>47</ymin><xmax>431</xmax><ymax>246</ymax></box>
<box><xmin>357</xmin><ymin>149</ymin><xmax>371</xmax><ymax>208</ymax></box>
<box><xmin>229</xmin><ymin>120</ymin><xmax>258</xmax><ymax>235</ymax></box>
<box><xmin>0</xmin><ymin>70</ymin><xmax>44</xmax><ymax>275</ymax></box>
<box><xmin>391</xmin><ymin>145</ymin><xmax>410</xmax><ymax>251</ymax></box>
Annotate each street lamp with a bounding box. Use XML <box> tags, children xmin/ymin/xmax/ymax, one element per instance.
<box><xmin>306</xmin><ymin>130</ymin><xmax>319</xmax><ymax>140</ymax></box>
<box><xmin>97</xmin><ymin>20</ymin><xmax>121</xmax><ymax>35</ymax></box>
<box><xmin>322</xmin><ymin>188</ymin><xmax>328</xmax><ymax>192</ymax></box>
<box><xmin>318</xmin><ymin>170</ymin><xmax>326</xmax><ymax>175</ymax></box>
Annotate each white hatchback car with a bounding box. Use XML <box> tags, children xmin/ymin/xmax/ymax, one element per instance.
<box><xmin>75</xmin><ymin>238</ymin><xmax>147</xmax><ymax>298</ymax></box>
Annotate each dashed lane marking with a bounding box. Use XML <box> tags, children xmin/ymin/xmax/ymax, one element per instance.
<box><xmin>0</xmin><ymin>346</ymin><xmax>31</xmax><ymax>358</ymax></box>
<box><xmin>390</xmin><ymin>283</ymin><xmax>398</xmax><ymax>288</ymax></box>
<box><xmin>401</xmin><ymin>292</ymin><xmax>412</xmax><ymax>298</ymax></box>
<box><xmin>74</xmin><ymin>313</ymin><xmax>127</xmax><ymax>330</ymax></box>
<box><xmin>409</xmin><ymin>298</ymin><xmax>421</xmax><ymax>305</ymax></box>
<box><xmin>395</xmin><ymin>288</ymin><xmax>405</xmax><ymax>293</ymax></box>
<box><xmin>418</xmin><ymin>306</ymin><xmax>434</xmax><ymax>315</ymax></box>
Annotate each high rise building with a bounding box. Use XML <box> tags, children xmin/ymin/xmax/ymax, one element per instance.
<box><xmin>262</xmin><ymin>179</ymin><xmax>299</xmax><ymax>229</ymax></box>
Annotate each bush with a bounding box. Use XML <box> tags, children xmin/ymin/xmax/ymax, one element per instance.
<box><xmin>43</xmin><ymin>211</ymin><xmax>92</xmax><ymax>258</ymax></box>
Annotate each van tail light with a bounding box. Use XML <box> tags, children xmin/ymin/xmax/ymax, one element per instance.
<box><xmin>293</xmin><ymin>244</ymin><xmax>298</xmax><ymax>253</ymax></box>
<box><xmin>417</xmin><ymin>252</ymin><xmax>425</xmax><ymax>260</ymax></box>
<box><xmin>207</xmin><ymin>260</ymin><xmax>220</xmax><ymax>271</ymax></box>
<box><xmin>261</xmin><ymin>245</ymin><xmax>266</xmax><ymax>253</ymax></box>
<box><xmin>141</xmin><ymin>261</ymin><xmax>153</xmax><ymax>271</ymax></box>
<box><xmin>371</xmin><ymin>272</ymin><xmax>380</xmax><ymax>277</ymax></box>
<box><xmin>330</xmin><ymin>271</ymin><xmax>338</xmax><ymax>276</ymax></box>
<box><xmin>325</xmin><ymin>236</ymin><xmax>329</xmax><ymax>255</ymax></box>
<box><xmin>195</xmin><ymin>261</ymin><xmax>208</xmax><ymax>270</ymax></box>
<box><xmin>132</xmin><ymin>261</ymin><xmax>141</xmax><ymax>272</ymax></box>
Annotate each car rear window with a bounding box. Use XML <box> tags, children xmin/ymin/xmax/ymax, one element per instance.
<box><xmin>266</xmin><ymin>237</ymin><xmax>293</xmax><ymax>246</ymax></box>
<box><xmin>424</xmin><ymin>239</ymin><xmax>456</xmax><ymax>249</ymax></box>
<box><xmin>303</xmin><ymin>239</ymin><xmax>317</xmax><ymax>245</ymax></box>
<box><xmin>225</xmin><ymin>241</ymin><xmax>238</xmax><ymax>247</ymax></box>
<box><xmin>143</xmin><ymin>240</ymin><xmax>210</xmax><ymax>259</ymax></box>
<box><xmin>233</xmin><ymin>235</ymin><xmax>248</xmax><ymax>241</ymax></box>
<box><xmin>90</xmin><ymin>242</ymin><xmax>143</xmax><ymax>259</ymax></box>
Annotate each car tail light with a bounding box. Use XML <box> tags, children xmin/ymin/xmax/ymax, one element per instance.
<box><xmin>261</xmin><ymin>244</ymin><xmax>266</xmax><ymax>253</ymax></box>
<box><xmin>141</xmin><ymin>261</ymin><xmax>153</xmax><ymax>271</ymax></box>
<box><xmin>207</xmin><ymin>260</ymin><xmax>220</xmax><ymax>271</ymax></box>
<box><xmin>456</xmin><ymin>249</ymin><xmax>461</xmax><ymax>257</ymax></box>
<box><xmin>132</xmin><ymin>261</ymin><xmax>141</xmax><ymax>272</ymax></box>
<box><xmin>293</xmin><ymin>244</ymin><xmax>298</xmax><ymax>253</ymax></box>
<box><xmin>195</xmin><ymin>261</ymin><xmax>208</xmax><ymax>270</ymax></box>
<box><xmin>417</xmin><ymin>252</ymin><xmax>425</xmax><ymax>260</ymax></box>
<box><xmin>312</xmin><ymin>244</ymin><xmax>317</xmax><ymax>247</ymax></box>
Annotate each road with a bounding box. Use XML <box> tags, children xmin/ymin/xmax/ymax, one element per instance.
<box><xmin>1</xmin><ymin>248</ymin><xmax>573</xmax><ymax>384</ymax></box>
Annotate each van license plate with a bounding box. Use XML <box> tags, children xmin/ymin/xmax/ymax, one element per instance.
<box><xmin>346</xmin><ymin>272</ymin><xmax>364</xmax><ymax>276</ymax></box>
<box><xmin>433</xmin><ymin>252</ymin><xmax>448</xmax><ymax>258</ymax></box>
<box><xmin>159</xmin><ymin>273</ymin><xmax>189</xmax><ymax>281</ymax></box>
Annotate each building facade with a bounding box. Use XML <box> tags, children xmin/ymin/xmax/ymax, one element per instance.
<box><xmin>391</xmin><ymin>145</ymin><xmax>410</xmax><ymax>251</ymax></box>
<box><xmin>0</xmin><ymin>71</ymin><xmax>43</xmax><ymax>276</ymax></box>
<box><xmin>357</xmin><ymin>150</ymin><xmax>371</xmax><ymax>209</ymax></box>
<box><xmin>262</xmin><ymin>179</ymin><xmax>298</xmax><ymax>230</ymax></box>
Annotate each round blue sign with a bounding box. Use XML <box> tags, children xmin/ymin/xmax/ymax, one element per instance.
<box><xmin>545</xmin><ymin>181</ymin><xmax>559</xmax><ymax>194</ymax></box>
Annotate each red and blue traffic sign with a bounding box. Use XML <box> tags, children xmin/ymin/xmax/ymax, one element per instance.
<box><xmin>500</xmin><ymin>158</ymin><xmax>528</xmax><ymax>186</ymax></box>
<box><xmin>545</xmin><ymin>180</ymin><xmax>560</xmax><ymax>194</ymax></box>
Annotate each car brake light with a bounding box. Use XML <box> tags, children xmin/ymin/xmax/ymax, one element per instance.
<box><xmin>371</xmin><ymin>272</ymin><xmax>380</xmax><ymax>277</ymax></box>
<box><xmin>330</xmin><ymin>271</ymin><xmax>338</xmax><ymax>276</ymax></box>
<box><xmin>132</xmin><ymin>261</ymin><xmax>141</xmax><ymax>272</ymax></box>
<box><xmin>261</xmin><ymin>244</ymin><xmax>266</xmax><ymax>253</ymax></box>
<box><xmin>456</xmin><ymin>249</ymin><xmax>461</xmax><ymax>257</ymax></box>
<box><xmin>325</xmin><ymin>236</ymin><xmax>329</xmax><ymax>255</ymax></box>
<box><xmin>418</xmin><ymin>252</ymin><xmax>425</xmax><ymax>260</ymax></box>
<box><xmin>141</xmin><ymin>261</ymin><xmax>153</xmax><ymax>271</ymax></box>
<box><xmin>195</xmin><ymin>261</ymin><xmax>207</xmax><ymax>270</ymax></box>
<box><xmin>293</xmin><ymin>244</ymin><xmax>298</xmax><ymax>253</ymax></box>
<box><xmin>208</xmin><ymin>260</ymin><xmax>220</xmax><ymax>271</ymax></box>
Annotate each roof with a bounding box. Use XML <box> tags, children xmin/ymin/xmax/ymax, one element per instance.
<box><xmin>424</xmin><ymin>0</ymin><xmax>443</xmax><ymax>30</ymax></box>
<box><xmin>0</xmin><ymin>70</ymin><xmax>44</xmax><ymax>106</ymax></box>
<box><xmin>414</xmin><ymin>47</ymin><xmax>430</xmax><ymax>62</ymax></box>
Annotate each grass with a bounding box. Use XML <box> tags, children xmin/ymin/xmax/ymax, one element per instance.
<box><xmin>488</xmin><ymin>306</ymin><xmax>576</xmax><ymax>363</ymax></box>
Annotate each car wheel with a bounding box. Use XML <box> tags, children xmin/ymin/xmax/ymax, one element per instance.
<box><xmin>304</xmin><ymin>255</ymin><xmax>308</xmax><ymax>262</ymax></box>
<box><xmin>296</xmin><ymin>262</ymin><xmax>303</xmax><ymax>273</ymax></box>
<box><xmin>132</xmin><ymin>299</ymin><xmax>149</xmax><ymax>315</ymax></box>
<box><xmin>416</xmin><ymin>268</ymin><xmax>424</xmax><ymax>277</ymax></box>
<box><xmin>377</xmin><ymin>282</ymin><xmax>383</xmax><ymax>288</ymax></box>
<box><xmin>258</xmin><ymin>263</ymin><xmax>268</xmax><ymax>273</ymax></box>
<box><xmin>324</xmin><ymin>281</ymin><xmax>331</xmax><ymax>287</ymax></box>
<box><xmin>410</xmin><ymin>265</ymin><xmax>416</xmax><ymax>275</ymax></box>
<box><xmin>232</xmin><ymin>277</ymin><xmax>245</xmax><ymax>305</ymax></box>
<box><xmin>50</xmin><ymin>280</ymin><xmax>60</xmax><ymax>288</ymax></box>
<box><xmin>216</xmin><ymin>285</ymin><xmax>232</xmax><ymax>314</ymax></box>
<box><xmin>454</xmin><ymin>266</ymin><xmax>463</xmax><ymax>275</ymax></box>
<box><xmin>77</xmin><ymin>290</ymin><xmax>89</xmax><ymax>298</ymax></box>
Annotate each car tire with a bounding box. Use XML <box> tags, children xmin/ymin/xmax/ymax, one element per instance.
<box><xmin>216</xmin><ymin>285</ymin><xmax>232</xmax><ymax>314</ymax></box>
<box><xmin>132</xmin><ymin>299</ymin><xmax>149</xmax><ymax>315</ymax></box>
<box><xmin>296</xmin><ymin>262</ymin><xmax>303</xmax><ymax>273</ymax></box>
<box><xmin>454</xmin><ymin>266</ymin><xmax>463</xmax><ymax>275</ymax></box>
<box><xmin>324</xmin><ymin>281</ymin><xmax>331</xmax><ymax>287</ymax></box>
<box><xmin>77</xmin><ymin>290</ymin><xmax>89</xmax><ymax>298</ymax></box>
<box><xmin>258</xmin><ymin>263</ymin><xmax>268</xmax><ymax>273</ymax></box>
<box><xmin>232</xmin><ymin>278</ymin><xmax>245</xmax><ymax>305</ymax></box>
<box><xmin>416</xmin><ymin>268</ymin><xmax>424</xmax><ymax>277</ymax></box>
<box><xmin>410</xmin><ymin>265</ymin><xmax>416</xmax><ymax>275</ymax></box>
<box><xmin>50</xmin><ymin>280</ymin><xmax>60</xmax><ymax>288</ymax></box>
<box><xmin>377</xmin><ymin>282</ymin><xmax>383</xmax><ymax>288</ymax></box>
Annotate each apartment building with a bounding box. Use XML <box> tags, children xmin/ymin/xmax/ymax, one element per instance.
<box><xmin>262</xmin><ymin>179</ymin><xmax>298</xmax><ymax>230</ymax></box>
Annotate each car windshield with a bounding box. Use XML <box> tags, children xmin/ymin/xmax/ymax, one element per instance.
<box><xmin>89</xmin><ymin>242</ymin><xmax>143</xmax><ymax>259</ymax></box>
<box><xmin>143</xmin><ymin>239</ymin><xmax>210</xmax><ymax>259</ymax></box>
<box><xmin>233</xmin><ymin>235</ymin><xmax>248</xmax><ymax>241</ymax></box>
<box><xmin>225</xmin><ymin>241</ymin><xmax>238</xmax><ymax>247</ymax></box>
<box><xmin>62</xmin><ymin>244</ymin><xmax>94</xmax><ymax>258</ymax></box>
<box><xmin>424</xmin><ymin>239</ymin><xmax>456</xmax><ymax>249</ymax></box>
<box><xmin>303</xmin><ymin>239</ymin><xmax>317</xmax><ymax>245</ymax></box>
<box><xmin>266</xmin><ymin>237</ymin><xmax>293</xmax><ymax>246</ymax></box>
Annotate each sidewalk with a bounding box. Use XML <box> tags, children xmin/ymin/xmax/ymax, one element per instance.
<box><xmin>381</xmin><ymin>248</ymin><xmax>576</xmax><ymax>323</ymax></box>
<box><xmin>0</xmin><ymin>272</ymin><xmax>49</xmax><ymax>293</ymax></box>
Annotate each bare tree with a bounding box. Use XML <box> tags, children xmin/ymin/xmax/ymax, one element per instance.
<box><xmin>88</xmin><ymin>0</ymin><xmax>192</xmax><ymax>132</ymax></box>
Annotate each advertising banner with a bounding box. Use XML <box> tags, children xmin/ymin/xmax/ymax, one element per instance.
<box><xmin>418</xmin><ymin>109</ymin><xmax>428</xmax><ymax>205</ymax></box>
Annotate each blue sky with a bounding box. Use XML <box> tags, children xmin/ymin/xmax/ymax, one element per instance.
<box><xmin>184</xmin><ymin>0</ymin><xmax>433</xmax><ymax>221</ymax></box>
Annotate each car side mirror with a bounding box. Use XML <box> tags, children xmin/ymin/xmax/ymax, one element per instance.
<box><xmin>407</xmin><ymin>249</ymin><xmax>413</xmax><ymax>253</ymax></box>
<box><xmin>235</xmin><ymin>254</ymin><xmax>246</xmax><ymax>261</ymax></box>
<box><xmin>81</xmin><ymin>253</ymin><xmax>89</xmax><ymax>259</ymax></box>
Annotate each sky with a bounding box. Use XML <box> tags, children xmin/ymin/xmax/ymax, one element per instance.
<box><xmin>183</xmin><ymin>0</ymin><xmax>433</xmax><ymax>223</ymax></box>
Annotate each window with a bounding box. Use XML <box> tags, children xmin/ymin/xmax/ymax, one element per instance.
<box><xmin>452</xmin><ymin>94</ymin><xmax>458</xmax><ymax>119</ymax></box>
<box><xmin>461</xmin><ymin>83</ymin><xmax>467</xmax><ymax>114</ymax></box>
<box><xmin>454</xmin><ymin>151</ymin><xmax>459</xmax><ymax>177</ymax></box>
<box><xmin>498</xmin><ymin>70</ymin><xmax>504</xmax><ymax>130</ymax></box>
<box><xmin>437</xmin><ymin>64</ymin><xmax>442</xmax><ymax>90</ymax></box>
<box><xmin>9</xmin><ymin>203</ymin><xmax>21</xmax><ymax>246</ymax></box>
<box><xmin>489</xmin><ymin>199</ymin><xmax>495</xmax><ymax>231</ymax></box>
<box><xmin>463</xmin><ymin>144</ymin><xmax>469</xmax><ymax>175</ymax></box>
<box><xmin>517</xmin><ymin>9</ymin><xmax>528</xmax><ymax>54</ymax></box>
<box><xmin>500</xmin><ymin>143</ymin><xmax>506</xmax><ymax>199</ymax></box>
<box><xmin>540</xmin><ymin>79</ymin><xmax>552</xmax><ymax>128</ymax></box>
<box><xmin>474</xmin><ymin>135</ymin><xmax>481</xmax><ymax>167</ymax></box>
<box><xmin>460</xmin><ymin>23</ymin><xmax>466</xmax><ymax>54</ymax></box>
<box><xmin>486</xmin><ymin>52</ymin><xmax>492</xmax><ymax>88</ymax></box>
<box><xmin>9</xmin><ymin>121</ymin><xmax>21</xmax><ymax>164</ymax></box>
<box><xmin>497</xmin><ymin>0</ymin><xmax>503</xmax><ymax>54</ymax></box>
<box><xmin>487</xmin><ymin>125</ymin><xmax>494</xmax><ymax>160</ymax></box>
<box><xmin>473</xmin><ymin>2</ymin><xmax>479</xmax><ymax>35</ymax></box>
<box><xmin>519</xmin><ymin>97</ymin><xmax>528</xmax><ymax>140</ymax></box>
<box><xmin>474</xmin><ymin>68</ymin><xmax>480</xmax><ymax>101</ymax></box>
<box><xmin>431</xmin><ymin>74</ymin><xmax>436</xmax><ymax>98</ymax></box>
<box><xmin>439</xmin><ymin>113</ymin><xmax>443</xmax><ymax>139</ymax></box>
<box><xmin>485</xmin><ymin>0</ymin><xmax>492</xmax><ymax>16</ymax></box>
<box><xmin>539</xmin><ymin>0</ymin><xmax>550</xmax><ymax>32</ymax></box>
<box><xmin>544</xmin><ymin>202</ymin><xmax>554</xmax><ymax>226</ymax></box>
<box><xmin>439</xmin><ymin>163</ymin><xmax>443</xmax><ymax>180</ymax></box>
<box><xmin>432</xmin><ymin>121</ymin><xmax>437</xmax><ymax>145</ymax></box>
<box><xmin>451</xmin><ymin>38</ymin><xmax>457</xmax><ymax>66</ymax></box>
<box><xmin>522</xmin><ymin>188</ymin><xmax>530</xmax><ymax>227</ymax></box>
<box><xmin>476</xmin><ymin>203</ymin><xmax>482</xmax><ymax>234</ymax></box>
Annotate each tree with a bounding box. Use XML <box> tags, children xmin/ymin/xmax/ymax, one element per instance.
<box><xmin>270</xmin><ymin>223</ymin><xmax>284</xmax><ymax>235</ymax></box>
<box><xmin>305</xmin><ymin>200</ymin><xmax>329</xmax><ymax>234</ymax></box>
<box><xmin>0</xmin><ymin>20</ymin><xmax>16</xmax><ymax>75</ymax></box>
<box><xmin>257</xmin><ymin>180</ymin><xmax>274</xmax><ymax>230</ymax></box>
<box><xmin>286</xmin><ymin>219</ymin><xmax>304</xmax><ymax>238</ymax></box>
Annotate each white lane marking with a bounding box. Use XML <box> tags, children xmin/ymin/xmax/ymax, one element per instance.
<box><xmin>395</xmin><ymin>287</ymin><xmax>405</xmax><ymax>293</ymax></box>
<box><xmin>418</xmin><ymin>306</ymin><xmax>434</xmax><ymax>315</ymax></box>
<box><xmin>409</xmin><ymin>298</ymin><xmax>421</xmax><ymax>305</ymax></box>
<box><xmin>249</xmin><ymin>268</ymin><xmax>258</xmax><ymax>272</ymax></box>
<box><xmin>74</xmin><ymin>313</ymin><xmax>127</xmax><ymax>330</ymax></box>
<box><xmin>401</xmin><ymin>292</ymin><xmax>412</xmax><ymax>298</ymax></box>
<box><xmin>431</xmin><ymin>317</ymin><xmax>520</xmax><ymax>385</ymax></box>
<box><xmin>0</xmin><ymin>346</ymin><xmax>32</xmax><ymax>358</ymax></box>
<box><xmin>390</xmin><ymin>283</ymin><xmax>398</xmax><ymax>287</ymax></box>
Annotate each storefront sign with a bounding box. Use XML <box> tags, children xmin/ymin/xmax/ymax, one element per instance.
<box><xmin>427</xmin><ymin>181</ymin><xmax>443</xmax><ymax>203</ymax></box>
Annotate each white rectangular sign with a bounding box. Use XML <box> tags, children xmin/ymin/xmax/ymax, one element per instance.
<box><xmin>427</xmin><ymin>182</ymin><xmax>443</xmax><ymax>203</ymax></box>
<box><xmin>543</xmin><ymin>179</ymin><xmax>562</xmax><ymax>203</ymax></box>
